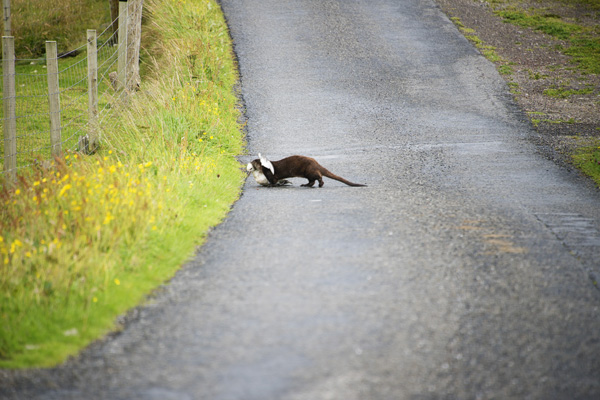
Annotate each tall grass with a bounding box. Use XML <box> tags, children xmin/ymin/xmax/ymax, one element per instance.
<box><xmin>11</xmin><ymin>0</ymin><xmax>110</xmax><ymax>58</ymax></box>
<box><xmin>0</xmin><ymin>0</ymin><xmax>245</xmax><ymax>368</ymax></box>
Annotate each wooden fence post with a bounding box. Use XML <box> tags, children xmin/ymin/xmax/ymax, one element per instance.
<box><xmin>2</xmin><ymin>35</ymin><xmax>16</xmax><ymax>181</ymax></box>
<box><xmin>117</xmin><ymin>0</ymin><xmax>128</xmax><ymax>91</ymax></box>
<box><xmin>2</xmin><ymin>0</ymin><xmax>10</xmax><ymax>37</ymax></box>
<box><xmin>46</xmin><ymin>40</ymin><xmax>62</xmax><ymax>158</ymax></box>
<box><xmin>126</xmin><ymin>0</ymin><xmax>143</xmax><ymax>91</ymax></box>
<box><xmin>86</xmin><ymin>29</ymin><xmax>99</xmax><ymax>152</ymax></box>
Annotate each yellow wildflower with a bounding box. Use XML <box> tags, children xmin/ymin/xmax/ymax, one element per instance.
<box><xmin>10</xmin><ymin>240</ymin><xmax>22</xmax><ymax>254</ymax></box>
<box><xmin>103</xmin><ymin>212</ymin><xmax>114</xmax><ymax>225</ymax></box>
<box><xmin>58</xmin><ymin>184</ymin><xmax>72</xmax><ymax>197</ymax></box>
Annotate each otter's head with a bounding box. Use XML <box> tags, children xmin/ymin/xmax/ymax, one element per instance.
<box><xmin>246</xmin><ymin>159</ymin><xmax>262</xmax><ymax>173</ymax></box>
<box><xmin>247</xmin><ymin>159</ymin><xmax>270</xmax><ymax>186</ymax></box>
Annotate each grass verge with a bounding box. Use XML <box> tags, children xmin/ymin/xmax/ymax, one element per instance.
<box><xmin>573</xmin><ymin>143</ymin><xmax>600</xmax><ymax>187</ymax></box>
<box><xmin>11</xmin><ymin>0</ymin><xmax>110</xmax><ymax>58</ymax></box>
<box><xmin>0</xmin><ymin>0</ymin><xmax>245</xmax><ymax>368</ymax></box>
<box><xmin>494</xmin><ymin>8</ymin><xmax>600</xmax><ymax>74</ymax></box>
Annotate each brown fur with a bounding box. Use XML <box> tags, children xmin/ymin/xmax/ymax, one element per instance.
<box><xmin>251</xmin><ymin>155</ymin><xmax>366</xmax><ymax>187</ymax></box>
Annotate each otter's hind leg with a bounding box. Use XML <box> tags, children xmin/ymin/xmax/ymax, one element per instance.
<box><xmin>301</xmin><ymin>172</ymin><xmax>323</xmax><ymax>188</ymax></box>
<box><xmin>316</xmin><ymin>171</ymin><xmax>325</xmax><ymax>187</ymax></box>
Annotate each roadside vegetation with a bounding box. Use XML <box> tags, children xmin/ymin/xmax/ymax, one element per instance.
<box><xmin>11</xmin><ymin>0</ymin><xmax>109</xmax><ymax>58</ymax></box>
<box><xmin>495</xmin><ymin>7</ymin><xmax>600</xmax><ymax>74</ymax></box>
<box><xmin>0</xmin><ymin>0</ymin><xmax>245</xmax><ymax>368</ymax></box>
<box><xmin>441</xmin><ymin>0</ymin><xmax>600</xmax><ymax>186</ymax></box>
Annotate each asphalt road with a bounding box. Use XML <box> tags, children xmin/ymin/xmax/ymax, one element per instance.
<box><xmin>3</xmin><ymin>0</ymin><xmax>600</xmax><ymax>399</ymax></box>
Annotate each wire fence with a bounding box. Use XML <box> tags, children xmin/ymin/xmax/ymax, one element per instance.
<box><xmin>1</xmin><ymin>0</ymin><xmax>142</xmax><ymax>179</ymax></box>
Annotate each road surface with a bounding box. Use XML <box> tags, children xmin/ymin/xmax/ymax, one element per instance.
<box><xmin>2</xmin><ymin>0</ymin><xmax>600</xmax><ymax>398</ymax></box>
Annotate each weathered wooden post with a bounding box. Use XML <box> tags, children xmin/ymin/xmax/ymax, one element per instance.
<box><xmin>86</xmin><ymin>29</ymin><xmax>99</xmax><ymax>153</ymax></box>
<box><xmin>117</xmin><ymin>0</ymin><xmax>128</xmax><ymax>91</ymax></box>
<box><xmin>2</xmin><ymin>35</ymin><xmax>16</xmax><ymax>181</ymax></box>
<box><xmin>126</xmin><ymin>0</ymin><xmax>143</xmax><ymax>91</ymax></box>
<box><xmin>2</xmin><ymin>0</ymin><xmax>10</xmax><ymax>37</ymax></box>
<box><xmin>46</xmin><ymin>40</ymin><xmax>62</xmax><ymax>158</ymax></box>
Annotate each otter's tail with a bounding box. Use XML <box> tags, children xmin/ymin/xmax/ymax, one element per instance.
<box><xmin>322</xmin><ymin>169</ymin><xmax>367</xmax><ymax>187</ymax></box>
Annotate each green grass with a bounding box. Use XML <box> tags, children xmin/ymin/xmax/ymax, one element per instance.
<box><xmin>449</xmin><ymin>18</ymin><xmax>508</xmax><ymax>65</ymax></box>
<box><xmin>543</xmin><ymin>86</ymin><xmax>595</xmax><ymax>98</ymax></box>
<box><xmin>0</xmin><ymin>0</ymin><xmax>245</xmax><ymax>368</ymax></box>
<box><xmin>0</xmin><ymin>47</ymin><xmax>117</xmax><ymax>165</ymax></box>
<box><xmin>558</xmin><ymin>0</ymin><xmax>600</xmax><ymax>11</ymax></box>
<box><xmin>564</xmin><ymin>37</ymin><xmax>600</xmax><ymax>74</ymax></box>
<box><xmin>496</xmin><ymin>9</ymin><xmax>582</xmax><ymax>40</ymax></box>
<box><xmin>489</xmin><ymin>0</ymin><xmax>600</xmax><ymax>11</ymax></box>
<box><xmin>573</xmin><ymin>143</ymin><xmax>600</xmax><ymax>187</ymax></box>
<box><xmin>495</xmin><ymin>8</ymin><xmax>600</xmax><ymax>74</ymax></box>
<box><xmin>499</xmin><ymin>64</ymin><xmax>514</xmax><ymax>75</ymax></box>
<box><xmin>11</xmin><ymin>0</ymin><xmax>110</xmax><ymax>58</ymax></box>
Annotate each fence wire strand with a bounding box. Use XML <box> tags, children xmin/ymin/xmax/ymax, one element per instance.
<box><xmin>2</xmin><ymin>1</ymin><xmax>143</xmax><ymax>175</ymax></box>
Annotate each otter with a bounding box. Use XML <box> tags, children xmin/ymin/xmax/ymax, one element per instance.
<box><xmin>246</xmin><ymin>154</ymin><xmax>366</xmax><ymax>188</ymax></box>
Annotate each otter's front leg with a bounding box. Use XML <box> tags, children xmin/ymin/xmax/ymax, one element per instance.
<box><xmin>263</xmin><ymin>169</ymin><xmax>279</xmax><ymax>185</ymax></box>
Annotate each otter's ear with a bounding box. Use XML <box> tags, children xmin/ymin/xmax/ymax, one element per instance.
<box><xmin>259</xmin><ymin>153</ymin><xmax>275</xmax><ymax>175</ymax></box>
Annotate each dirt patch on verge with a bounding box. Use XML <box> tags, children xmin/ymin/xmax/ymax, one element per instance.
<box><xmin>434</xmin><ymin>0</ymin><xmax>600</xmax><ymax>174</ymax></box>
